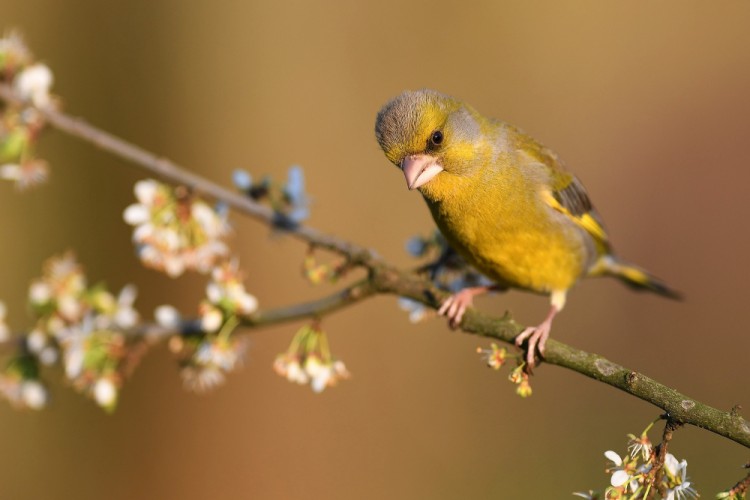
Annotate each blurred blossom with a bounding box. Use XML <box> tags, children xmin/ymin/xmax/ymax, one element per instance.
<box><xmin>57</xmin><ymin>320</ymin><xmax>128</xmax><ymax>410</ymax></box>
<box><xmin>273</xmin><ymin>325</ymin><xmax>350</xmax><ymax>393</ymax></box>
<box><xmin>26</xmin><ymin>328</ymin><xmax>47</xmax><ymax>354</ymax></box>
<box><xmin>28</xmin><ymin>281</ymin><xmax>51</xmax><ymax>304</ymax></box>
<box><xmin>28</xmin><ymin>252</ymin><xmax>87</xmax><ymax>327</ymax></box>
<box><xmin>20</xmin><ymin>379</ymin><xmax>48</xmax><ymax>410</ymax></box>
<box><xmin>283</xmin><ymin>165</ymin><xmax>310</xmax><ymax>224</ymax></box>
<box><xmin>0</xmin><ymin>158</ymin><xmax>49</xmax><ymax>190</ymax></box>
<box><xmin>0</xmin><ymin>36</ymin><xmax>56</xmax><ymax>191</ymax></box>
<box><xmin>0</xmin><ymin>375</ymin><xmax>22</xmax><ymax>407</ymax></box>
<box><xmin>506</xmin><ymin>363</ymin><xmax>533</xmax><ymax>397</ymax></box>
<box><xmin>155</xmin><ymin>305</ymin><xmax>181</xmax><ymax>329</ymax></box>
<box><xmin>302</xmin><ymin>253</ymin><xmax>342</xmax><ymax>285</ymax></box>
<box><xmin>112</xmin><ymin>285</ymin><xmax>139</xmax><ymax>329</ymax></box>
<box><xmin>515</xmin><ymin>374</ymin><xmax>532</xmax><ymax>398</ymax></box>
<box><xmin>194</xmin><ymin>337</ymin><xmax>244</xmax><ymax>372</ymax></box>
<box><xmin>27</xmin><ymin>253</ymin><xmax>141</xmax><ymax>337</ymax></box>
<box><xmin>167</xmin><ymin>261</ymin><xmax>256</xmax><ymax>393</ymax></box>
<box><xmin>0</xmin><ymin>301</ymin><xmax>9</xmax><ymax>342</ymax></box>
<box><xmin>308</xmin><ymin>357</ymin><xmax>349</xmax><ymax>394</ymax></box>
<box><xmin>5</xmin><ymin>253</ymin><xmax>148</xmax><ymax>411</ymax></box>
<box><xmin>199</xmin><ymin>303</ymin><xmax>223</xmax><ymax>333</ymax></box>
<box><xmin>508</xmin><ymin>364</ymin><xmax>524</xmax><ymax>384</ymax></box>
<box><xmin>14</xmin><ymin>63</ymin><xmax>54</xmax><ymax>108</ymax></box>
<box><xmin>124</xmin><ymin>179</ymin><xmax>230</xmax><ymax>277</ymax></box>
<box><xmin>285</xmin><ymin>165</ymin><xmax>305</xmax><ymax>200</ymax></box>
<box><xmin>205</xmin><ymin>260</ymin><xmax>258</xmax><ymax>316</ymax></box>
<box><xmin>181</xmin><ymin>364</ymin><xmax>225</xmax><ymax>393</ymax></box>
<box><xmin>232</xmin><ymin>168</ymin><xmax>252</xmax><ymax>191</ymax></box>
<box><xmin>232</xmin><ymin>166</ymin><xmax>312</xmax><ymax>226</ymax></box>
<box><xmin>61</xmin><ymin>324</ymin><xmax>87</xmax><ymax>380</ymax></box>
<box><xmin>0</xmin><ymin>354</ymin><xmax>47</xmax><ymax>410</ymax></box>
<box><xmin>273</xmin><ymin>353</ymin><xmax>308</xmax><ymax>385</ymax></box>
<box><xmin>477</xmin><ymin>343</ymin><xmax>507</xmax><ymax>370</ymax></box>
<box><xmin>405</xmin><ymin>236</ymin><xmax>428</xmax><ymax>257</ymax></box>
<box><xmin>177</xmin><ymin>336</ymin><xmax>247</xmax><ymax>393</ymax></box>
<box><xmin>93</xmin><ymin>377</ymin><xmax>118</xmax><ymax>411</ymax></box>
<box><xmin>397</xmin><ymin>297</ymin><xmax>428</xmax><ymax>323</ymax></box>
<box><xmin>38</xmin><ymin>346</ymin><xmax>58</xmax><ymax>366</ymax></box>
<box><xmin>0</xmin><ymin>30</ymin><xmax>32</xmax><ymax>72</ymax></box>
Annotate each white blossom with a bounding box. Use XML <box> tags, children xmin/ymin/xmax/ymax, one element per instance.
<box><xmin>155</xmin><ymin>305</ymin><xmax>181</xmax><ymax>329</ymax></box>
<box><xmin>14</xmin><ymin>63</ymin><xmax>53</xmax><ymax>107</ymax></box>
<box><xmin>20</xmin><ymin>380</ymin><xmax>48</xmax><ymax>410</ymax></box>
<box><xmin>93</xmin><ymin>378</ymin><xmax>117</xmax><ymax>408</ymax></box>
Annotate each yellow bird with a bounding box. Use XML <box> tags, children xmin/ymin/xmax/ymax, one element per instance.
<box><xmin>375</xmin><ymin>89</ymin><xmax>680</xmax><ymax>369</ymax></box>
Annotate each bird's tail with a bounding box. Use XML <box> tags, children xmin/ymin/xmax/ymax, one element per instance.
<box><xmin>600</xmin><ymin>256</ymin><xmax>682</xmax><ymax>300</ymax></box>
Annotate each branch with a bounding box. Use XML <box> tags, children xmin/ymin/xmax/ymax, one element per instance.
<box><xmin>2</xmin><ymin>83</ymin><xmax>748</xmax><ymax>450</ymax></box>
<box><xmin>648</xmin><ymin>418</ymin><xmax>683</xmax><ymax>498</ymax></box>
<box><xmin>0</xmin><ymin>83</ymin><xmax>373</xmax><ymax>264</ymax></box>
<box><xmin>369</xmin><ymin>264</ymin><xmax>750</xmax><ymax>448</ymax></box>
<box><xmin>243</xmin><ymin>278</ymin><xmax>377</xmax><ymax>328</ymax></box>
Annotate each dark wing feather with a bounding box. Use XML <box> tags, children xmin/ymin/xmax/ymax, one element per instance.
<box><xmin>512</xmin><ymin>130</ymin><xmax>611</xmax><ymax>252</ymax></box>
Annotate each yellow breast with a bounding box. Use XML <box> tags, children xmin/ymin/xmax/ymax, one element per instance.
<box><xmin>421</xmin><ymin>163</ymin><xmax>592</xmax><ymax>294</ymax></box>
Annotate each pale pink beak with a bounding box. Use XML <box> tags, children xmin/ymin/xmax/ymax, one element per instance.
<box><xmin>400</xmin><ymin>154</ymin><xmax>444</xmax><ymax>190</ymax></box>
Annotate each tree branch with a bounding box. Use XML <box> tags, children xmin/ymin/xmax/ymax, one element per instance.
<box><xmin>0</xmin><ymin>83</ymin><xmax>374</xmax><ymax>264</ymax></box>
<box><xmin>243</xmin><ymin>278</ymin><xmax>377</xmax><ymax>328</ymax></box>
<box><xmin>367</xmin><ymin>263</ymin><xmax>750</xmax><ymax>448</ymax></box>
<box><xmin>2</xmin><ymin>83</ymin><xmax>748</xmax><ymax>450</ymax></box>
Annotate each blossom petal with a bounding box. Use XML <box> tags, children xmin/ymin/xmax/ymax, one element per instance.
<box><xmin>155</xmin><ymin>305</ymin><xmax>181</xmax><ymax>329</ymax></box>
<box><xmin>134</xmin><ymin>179</ymin><xmax>158</xmax><ymax>204</ymax></box>
<box><xmin>610</xmin><ymin>469</ymin><xmax>630</xmax><ymax>487</ymax></box>
<box><xmin>123</xmin><ymin>204</ymin><xmax>150</xmax><ymax>225</ymax></box>
<box><xmin>604</xmin><ymin>450</ymin><xmax>623</xmax><ymax>466</ymax></box>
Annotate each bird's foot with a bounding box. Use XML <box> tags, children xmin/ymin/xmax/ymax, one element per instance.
<box><xmin>514</xmin><ymin>306</ymin><xmax>558</xmax><ymax>372</ymax></box>
<box><xmin>437</xmin><ymin>286</ymin><xmax>491</xmax><ymax>328</ymax></box>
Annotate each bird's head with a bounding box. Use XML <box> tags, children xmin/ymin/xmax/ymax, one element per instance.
<box><xmin>375</xmin><ymin>89</ymin><xmax>482</xmax><ymax>191</ymax></box>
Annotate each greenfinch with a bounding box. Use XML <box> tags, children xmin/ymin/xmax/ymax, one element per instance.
<box><xmin>375</xmin><ymin>89</ymin><xmax>680</xmax><ymax>369</ymax></box>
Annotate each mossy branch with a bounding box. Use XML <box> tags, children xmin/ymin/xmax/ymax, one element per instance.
<box><xmin>2</xmin><ymin>82</ymin><xmax>748</xmax><ymax>450</ymax></box>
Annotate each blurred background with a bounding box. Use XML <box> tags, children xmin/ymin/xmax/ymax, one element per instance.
<box><xmin>1</xmin><ymin>1</ymin><xmax>749</xmax><ymax>498</ymax></box>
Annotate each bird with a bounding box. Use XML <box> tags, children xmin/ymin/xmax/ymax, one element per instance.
<box><xmin>374</xmin><ymin>89</ymin><xmax>680</xmax><ymax>370</ymax></box>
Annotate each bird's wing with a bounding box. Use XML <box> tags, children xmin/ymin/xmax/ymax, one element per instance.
<box><xmin>518</xmin><ymin>138</ymin><xmax>611</xmax><ymax>252</ymax></box>
<box><xmin>544</xmin><ymin>174</ymin><xmax>609</xmax><ymax>248</ymax></box>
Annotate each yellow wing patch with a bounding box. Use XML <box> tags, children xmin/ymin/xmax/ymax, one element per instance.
<box><xmin>541</xmin><ymin>190</ymin><xmax>609</xmax><ymax>247</ymax></box>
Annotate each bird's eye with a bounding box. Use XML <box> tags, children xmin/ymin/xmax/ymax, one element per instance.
<box><xmin>430</xmin><ymin>130</ymin><xmax>444</xmax><ymax>146</ymax></box>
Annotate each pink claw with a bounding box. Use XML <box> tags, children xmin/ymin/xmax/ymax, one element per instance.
<box><xmin>514</xmin><ymin>306</ymin><xmax>559</xmax><ymax>371</ymax></box>
<box><xmin>437</xmin><ymin>286</ymin><xmax>492</xmax><ymax>328</ymax></box>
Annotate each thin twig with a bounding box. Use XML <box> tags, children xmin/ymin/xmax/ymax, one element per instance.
<box><xmin>243</xmin><ymin>278</ymin><xmax>376</xmax><ymax>328</ymax></box>
<box><xmin>0</xmin><ymin>83</ymin><xmax>373</xmax><ymax>263</ymax></box>
<box><xmin>646</xmin><ymin>417</ymin><xmax>683</xmax><ymax>498</ymax></box>
<box><xmin>721</xmin><ymin>463</ymin><xmax>750</xmax><ymax>499</ymax></box>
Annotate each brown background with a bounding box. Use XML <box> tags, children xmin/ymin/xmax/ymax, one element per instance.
<box><xmin>1</xmin><ymin>1</ymin><xmax>749</xmax><ymax>498</ymax></box>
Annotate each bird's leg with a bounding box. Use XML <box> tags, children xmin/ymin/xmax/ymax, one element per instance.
<box><xmin>514</xmin><ymin>305</ymin><xmax>558</xmax><ymax>370</ymax></box>
<box><xmin>437</xmin><ymin>285</ymin><xmax>497</xmax><ymax>328</ymax></box>
<box><xmin>514</xmin><ymin>291</ymin><xmax>566</xmax><ymax>371</ymax></box>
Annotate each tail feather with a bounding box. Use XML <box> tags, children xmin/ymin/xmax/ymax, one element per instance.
<box><xmin>603</xmin><ymin>257</ymin><xmax>682</xmax><ymax>300</ymax></box>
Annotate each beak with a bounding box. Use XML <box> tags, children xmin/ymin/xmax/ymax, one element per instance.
<box><xmin>401</xmin><ymin>154</ymin><xmax>444</xmax><ymax>190</ymax></box>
